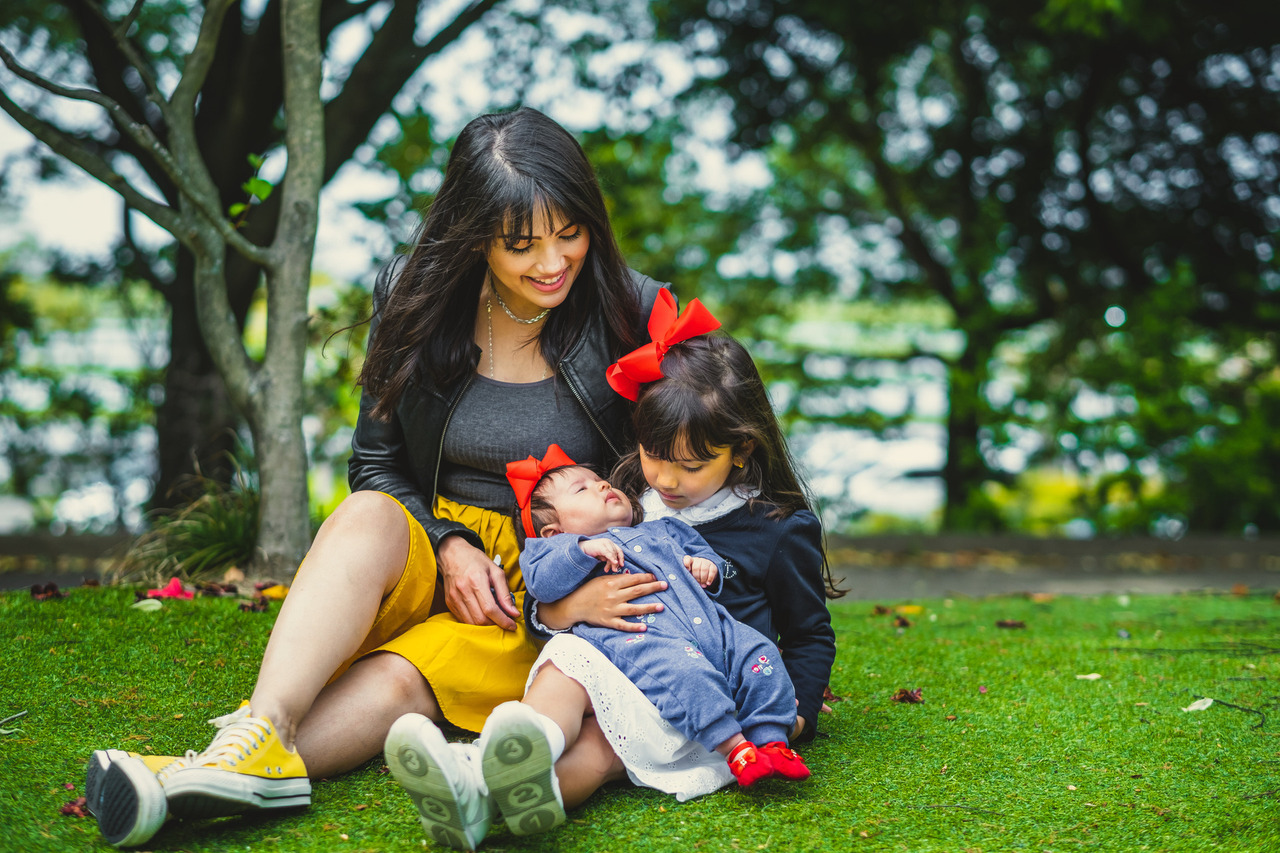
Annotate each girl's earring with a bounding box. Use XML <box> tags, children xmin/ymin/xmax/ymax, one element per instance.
<box><xmin>734</xmin><ymin>459</ymin><xmax>745</xmax><ymax>469</ymax></box>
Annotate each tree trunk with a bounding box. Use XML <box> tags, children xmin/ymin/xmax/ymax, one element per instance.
<box><xmin>941</xmin><ymin>341</ymin><xmax>1001</xmax><ymax>531</ymax></box>
<box><xmin>251</xmin><ymin>332</ymin><xmax>311</xmax><ymax>576</ymax></box>
<box><xmin>152</xmin><ymin>253</ymin><xmax>255</xmax><ymax>507</ymax></box>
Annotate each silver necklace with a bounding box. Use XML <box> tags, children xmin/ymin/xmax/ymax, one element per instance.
<box><xmin>492</xmin><ymin>286</ymin><xmax>549</xmax><ymax>324</ymax></box>
<box><xmin>487</xmin><ymin>297</ymin><xmax>495</xmax><ymax>379</ymax></box>
<box><xmin>487</xmin><ymin>297</ymin><xmax>549</xmax><ymax>381</ymax></box>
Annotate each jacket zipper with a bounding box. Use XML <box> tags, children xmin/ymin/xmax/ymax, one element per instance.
<box><xmin>559</xmin><ymin>362</ymin><xmax>620</xmax><ymax>458</ymax></box>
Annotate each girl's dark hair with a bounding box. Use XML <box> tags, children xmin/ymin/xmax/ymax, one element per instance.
<box><xmin>611</xmin><ymin>334</ymin><xmax>845</xmax><ymax>599</ymax></box>
<box><xmin>359</xmin><ymin>107</ymin><xmax>643</xmax><ymax>418</ymax></box>
<box><xmin>518</xmin><ymin>464</ymin><xmax>642</xmax><ymax>547</ymax></box>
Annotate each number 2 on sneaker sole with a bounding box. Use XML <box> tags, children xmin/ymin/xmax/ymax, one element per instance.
<box><xmin>485</xmin><ymin>729</ymin><xmax>562</xmax><ymax>835</ymax></box>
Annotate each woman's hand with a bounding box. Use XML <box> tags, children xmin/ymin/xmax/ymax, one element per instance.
<box><xmin>437</xmin><ymin>535</ymin><xmax>520</xmax><ymax>631</ymax></box>
<box><xmin>537</xmin><ymin>573</ymin><xmax>668</xmax><ymax>632</ymax></box>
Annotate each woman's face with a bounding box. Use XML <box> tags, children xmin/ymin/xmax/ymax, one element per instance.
<box><xmin>486</xmin><ymin>207</ymin><xmax>590</xmax><ymax>319</ymax></box>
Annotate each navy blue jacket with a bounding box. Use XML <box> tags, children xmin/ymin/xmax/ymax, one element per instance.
<box><xmin>684</xmin><ymin>504</ymin><xmax>835</xmax><ymax>740</ymax></box>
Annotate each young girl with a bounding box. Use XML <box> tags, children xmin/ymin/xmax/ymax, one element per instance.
<box><xmin>383</xmin><ymin>300</ymin><xmax>840</xmax><ymax>847</ymax></box>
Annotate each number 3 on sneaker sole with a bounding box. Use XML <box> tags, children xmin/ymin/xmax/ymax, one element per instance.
<box><xmin>481</xmin><ymin>717</ymin><xmax>563</xmax><ymax>835</ymax></box>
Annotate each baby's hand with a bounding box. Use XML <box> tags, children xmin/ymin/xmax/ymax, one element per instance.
<box><xmin>581</xmin><ymin>538</ymin><xmax>626</xmax><ymax>573</ymax></box>
<box><xmin>684</xmin><ymin>555</ymin><xmax>719</xmax><ymax>588</ymax></box>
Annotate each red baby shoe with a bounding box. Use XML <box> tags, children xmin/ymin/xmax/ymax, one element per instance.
<box><xmin>757</xmin><ymin>742</ymin><xmax>811</xmax><ymax>780</ymax></box>
<box><xmin>727</xmin><ymin>741</ymin><xmax>774</xmax><ymax>787</ymax></box>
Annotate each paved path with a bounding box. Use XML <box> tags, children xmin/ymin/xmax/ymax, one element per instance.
<box><xmin>831</xmin><ymin>565</ymin><xmax>1280</xmax><ymax>601</ymax></box>
<box><xmin>5</xmin><ymin>533</ymin><xmax>1280</xmax><ymax>599</ymax></box>
<box><xmin>8</xmin><ymin>563</ymin><xmax>1279</xmax><ymax>600</ymax></box>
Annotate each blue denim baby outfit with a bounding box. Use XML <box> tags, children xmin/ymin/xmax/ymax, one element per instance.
<box><xmin>521</xmin><ymin>517</ymin><xmax>796</xmax><ymax>751</ymax></box>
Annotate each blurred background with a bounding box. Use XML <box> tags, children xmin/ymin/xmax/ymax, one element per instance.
<box><xmin>1</xmin><ymin>0</ymin><xmax>1277</xmax><ymax>581</ymax></box>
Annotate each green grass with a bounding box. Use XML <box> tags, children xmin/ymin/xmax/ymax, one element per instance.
<box><xmin>3</xmin><ymin>585</ymin><xmax>1280</xmax><ymax>852</ymax></box>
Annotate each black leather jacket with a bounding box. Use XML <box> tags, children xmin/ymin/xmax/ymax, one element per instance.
<box><xmin>348</xmin><ymin>259</ymin><xmax>666</xmax><ymax>555</ymax></box>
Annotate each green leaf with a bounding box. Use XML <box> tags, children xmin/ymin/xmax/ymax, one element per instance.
<box><xmin>242</xmin><ymin>177</ymin><xmax>273</xmax><ymax>201</ymax></box>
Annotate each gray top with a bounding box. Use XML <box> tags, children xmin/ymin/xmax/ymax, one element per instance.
<box><xmin>439</xmin><ymin>374</ymin><xmax>607</xmax><ymax>513</ymax></box>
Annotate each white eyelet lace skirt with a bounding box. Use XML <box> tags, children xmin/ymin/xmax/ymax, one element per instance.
<box><xmin>526</xmin><ymin>634</ymin><xmax>734</xmax><ymax>801</ymax></box>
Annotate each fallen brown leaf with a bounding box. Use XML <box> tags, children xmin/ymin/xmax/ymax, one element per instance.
<box><xmin>31</xmin><ymin>583</ymin><xmax>68</xmax><ymax>601</ymax></box>
<box><xmin>239</xmin><ymin>596</ymin><xmax>271</xmax><ymax>613</ymax></box>
<box><xmin>59</xmin><ymin>797</ymin><xmax>90</xmax><ymax>817</ymax></box>
<box><xmin>996</xmin><ymin>619</ymin><xmax>1026</xmax><ymax>629</ymax></box>
<box><xmin>891</xmin><ymin>688</ymin><xmax>924</xmax><ymax>704</ymax></box>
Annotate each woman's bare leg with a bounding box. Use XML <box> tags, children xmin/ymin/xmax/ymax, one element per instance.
<box><xmin>555</xmin><ymin>716</ymin><xmax>626</xmax><ymax>809</ymax></box>
<box><xmin>245</xmin><ymin>491</ymin><xmax>413</xmax><ymax>749</ymax></box>
<box><xmin>294</xmin><ymin>652</ymin><xmax>441</xmax><ymax>778</ymax></box>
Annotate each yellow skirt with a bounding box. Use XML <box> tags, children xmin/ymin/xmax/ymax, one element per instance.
<box><xmin>325</xmin><ymin>493</ymin><xmax>538</xmax><ymax>733</ymax></box>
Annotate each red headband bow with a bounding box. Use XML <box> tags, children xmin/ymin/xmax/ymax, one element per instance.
<box><xmin>506</xmin><ymin>444</ymin><xmax>577</xmax><ymax>539</ymax></box>
<box><xmin>606</xmin><ymin>289</ymin><xmax>721</xmax><ymax>401</ymax></box>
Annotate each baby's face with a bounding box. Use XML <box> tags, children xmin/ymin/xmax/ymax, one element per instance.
<box><xmin>540</xmin><ymin>468</ymin><xmax>633</xmax><ymax>537</ymax></box>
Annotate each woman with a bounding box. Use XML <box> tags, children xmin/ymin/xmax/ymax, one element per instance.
<box><xmin>89</xmin><ymin>106</ymin><xmax>669</xmax><ymax>849</ymax></box>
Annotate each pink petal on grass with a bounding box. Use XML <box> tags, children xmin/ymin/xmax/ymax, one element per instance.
<box><xmin>146</xmin><ymin>577</ymin><xmax>193</xmax><ymax>600</ymax></box>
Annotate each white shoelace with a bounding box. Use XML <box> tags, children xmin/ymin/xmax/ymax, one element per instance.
<box><xmin>157</xmin><ymin>706</ymin><xmax>267</xmax><ymax>781</ymax></box>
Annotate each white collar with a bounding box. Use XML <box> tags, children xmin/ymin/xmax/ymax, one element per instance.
<box><xmin>640</xmin><ymin>485</ymin><xmax>758</xmax><ymax>526</ymax></box>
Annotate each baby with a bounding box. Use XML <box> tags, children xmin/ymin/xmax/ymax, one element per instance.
<box><xmin>503</xmin><ymin>446</ymin><xmax>810</xmax><ymax>788</ymax></box>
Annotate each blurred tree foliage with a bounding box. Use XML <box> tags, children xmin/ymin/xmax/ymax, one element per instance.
<box><xmin>0</xmin><ymin>0</ymin><xmax>506</xmax><ymax>508</ymax></box>
<box><xmin>4</xmin><ymin>0</ymin><xmax>1278</xmax><ymax>539</ymax></box>
<box><xmin>628</xmin><ymin>0</ymin><xmax>1279</xmax><ymax>533</ymax></box>
<box><xmin>0</xmin><ymin>267</ymin><xmax>164</xmax><ymax>531</ymax></box>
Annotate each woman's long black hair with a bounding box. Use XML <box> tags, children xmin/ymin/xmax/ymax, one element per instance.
<box><xmin>611</xmin><ymin>334</ymin><xmax>846</xmax><ymax>599</ymax></box>
<box><xmin>359</xmin><ymin>107</ymin><xmax>643</xmax><ymax>420</ymax></box>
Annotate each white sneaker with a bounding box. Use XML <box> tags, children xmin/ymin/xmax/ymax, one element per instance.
<box><xmin>480</xmin><ymin>702</ymin><xmax>565</xmax><ymax>836</ymax></box>
<box><xmin>86</xmin><ymin>750</ymin><xmax>183</xmax><ymax>817</ymax></box>
<box><xmin>384</xmin><ymin>713</ymin><xmax>494</xmax><ymax>851</ymax></box>
<box><xmin>95</xmin><ymin>757</ymin><xmax>169</xmax><ymax>848</ymax></box>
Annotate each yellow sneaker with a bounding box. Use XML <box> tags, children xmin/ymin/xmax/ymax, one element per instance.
<box><xmin>161</xmin><ymin>702</ymin><xmax>311</xmax><ymax>819</ymax></box>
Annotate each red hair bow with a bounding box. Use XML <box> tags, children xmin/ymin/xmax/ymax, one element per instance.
<box><xmin>606</xmin><ymin>289</ymin><xmax>721</xmax><ymax>401</ymax></box>
<box><xmin>506</xmin><ymin>444</ymin><xmax>577</xmax><ymax>539</ymax></box>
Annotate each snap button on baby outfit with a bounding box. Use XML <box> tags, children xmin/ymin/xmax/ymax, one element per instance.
<box><xmin>668</xmin><ymin>573</ymin><xmax>677</xmax><ymax>580</ymax></box>
<box><xmin>633</xmin><ymin>545</ymin><xmax>642</xmax><ymax>552</ymax></box>
<box><xmin>693</xmin><ymin>617</ymin><xmax>703</xmax><ymax>625</ymax></box>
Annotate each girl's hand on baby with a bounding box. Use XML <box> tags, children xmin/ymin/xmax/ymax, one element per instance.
<box><xmin>581</xmin><ymin>538</ymin><xmax>625</xmax><ymax>572</ymax></box>
<box><xmin>684</xmin><ymin>555</ymin><xmax>718</xmax><ymax>587</ymax></box>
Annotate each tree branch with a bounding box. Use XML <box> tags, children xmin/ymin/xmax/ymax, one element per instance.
<box><xmin>117</xmin><ymin>0</ymin><xmax>147</xmax><ymax>38</ymax></box>
<box><xmin>0</xmin><ymin>39</ymin><xmax>170</xmax><ymax>159</ymax></box>
<box><xmin>0</xmin><ymin>39</ymin><xmax>235</xmax><ymax>244</ymax></box>
<box><xmin>0</xmin><ymin>89</ymin><xmax>183</xmax><ymax>237</ymax></box>
<box><xmin>73</xmin><ymin>0</ymin><xmax>169</xmax><ymax>126</ymax></box>
<box><xmin>170</xmin><ymin>0</ymin><xmax>238</xmax><ymax>116</ymax></box>
<box><xmin>149</xmin><ymin>0</ymin><xmax>272</xmax><ymax>266</ymax></box>
<box><xmin>323</xmin><ymin>0</ymin><xmax>502</xmax><ymax>174</ymax></box>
